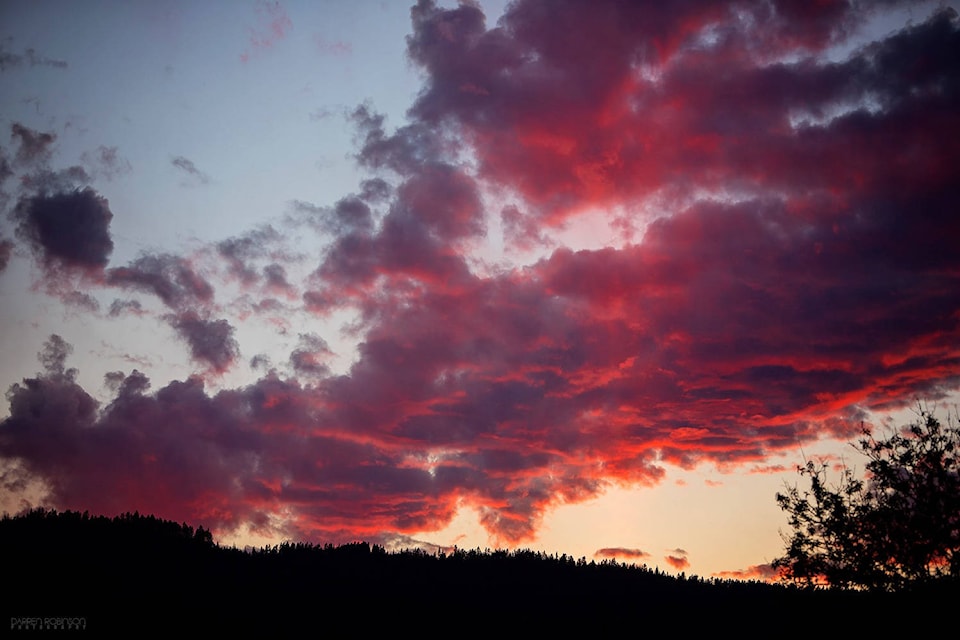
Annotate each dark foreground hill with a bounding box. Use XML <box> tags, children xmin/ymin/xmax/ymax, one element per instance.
<box><xmin>2</xmin><ymin>509</ymin><xmax>954</xmax><ymax>635</ymax></box>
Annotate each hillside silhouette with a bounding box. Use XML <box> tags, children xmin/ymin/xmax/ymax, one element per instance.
<box><xmin>2</xmin><ymin>509</ymin><xmax>954</xmax><ymax>634</ymax></box>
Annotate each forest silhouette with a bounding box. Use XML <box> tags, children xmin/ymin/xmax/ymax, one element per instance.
<box><xmin>4</xmin><ymin>508</ymin><xmax>955</xmax><ymax>634</ymax></box>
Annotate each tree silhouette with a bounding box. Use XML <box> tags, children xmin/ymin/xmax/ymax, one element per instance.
<box><xmin>4</xmin><ymin>506</ymin><xmax>946</xmax><ymax>634</ymax></box>
<box><xmin>773</xmin><ymin>409</ymin><xmax>960</xmax><ymax>591</ymax></box>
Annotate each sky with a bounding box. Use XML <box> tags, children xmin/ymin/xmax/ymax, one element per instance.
<box><xmin>1</xmin><ymin>0</ymin><xmax>958</xmax><ymax>580</ymax></box>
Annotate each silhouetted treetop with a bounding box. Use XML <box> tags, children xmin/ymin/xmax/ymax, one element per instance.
<box><xmin>774</xmin><ymin>409</ymin><xmax>960</xmax><ymax>592</ymax></box>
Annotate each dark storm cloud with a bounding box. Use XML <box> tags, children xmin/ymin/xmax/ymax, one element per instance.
<box><xmin>13</xmin><ymin>187</ymin><xmax>114</xmax><ymax>272</ymax></box>
<box><xmin>106</xmin><ymin>253</ymin><xmax>213</xmax><ymax>310</ymax></box>
<box><xmin>171</xmin><ymin>155</ymin><xmax>210</xmax><ymax>185</ymax></box>
<box><xmin>169</xmin><ymin>312</ymin><xmax>240</xmax><ymax>373</ymax></box>
<box><xmin>3</xmin><ymin>124</ymin><xmax>114</xmax><ymax>300</ymax></box>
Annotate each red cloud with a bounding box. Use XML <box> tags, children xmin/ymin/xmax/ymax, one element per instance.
<box><xmin>714</xmin><ymin>563</ymin><xmax>783</xmax><ymax>583</ymax></box>
<box><xmin>407</xmin><ymin>1</ymin><xmax>960</xmax><ymax>226</ymax></box>
<box><xmin>594</xmin><ymin>547</ymin><xmax>651</xmax><ymax>561</ymax></box>
<box><xmin>2</xmin><ymin>1</ymin><xmax>959</xmax><ymax>551</ymax></box>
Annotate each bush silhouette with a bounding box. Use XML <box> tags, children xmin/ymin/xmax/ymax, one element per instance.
<box><xmin>774</xmin><ymin>409</ymin><xmax>960</xmax><ymax>591</ymax></box>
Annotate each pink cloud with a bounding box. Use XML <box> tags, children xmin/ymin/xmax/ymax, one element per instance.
<box><xmin>2</xmin><ymin>1</ymin><xmax>959</xmax><ymax>550</ymax></box>
<box><xmin>594</xmin><ymin>547</ymin><xmax>651</xmax><ymax>561</ymax></box>
<box><xmin>714</xmin><ymin>563</ymin><xmax>783</xmax><ymax>583</ymax></box>
<box><xmin>241</xmin><ymin>0</ymin><xmax>293</xmax><ymax>63</ymax></box>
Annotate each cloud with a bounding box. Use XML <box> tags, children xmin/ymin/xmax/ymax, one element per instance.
<box><xmin>38</xmin><ymin>334</ymin><xmax>74</xmax><ymax>377</ymax></box>
<box><xmin>0</xmin><ymin>339</ymin><xmax>452</xmax><ymax>540</ymax></box>
<box><xmin>108</xmin><ymin>299</ymin><xmax>144</xmax><ymax>317</ymax></box>
<box><xmin>2</xmin><ymin>2</ymin><xmax>959</xmax><ymax>551</ymax></box>
<box><xmin>664</xmin><ymin>548</ymin><xmax>690</xmax><ymax>571</ymax></box>
<box><xmin>296</xmin><ymin>196</ymin><xmax>376</xmax><ymax>237</ymax></box>
<box><xmin>81</xmin><ymin>146</ymin><xmax>132</xmax><ymax>181</ymax></box>
<box><xmin>13</xmin><ymin>187</ymin><xmax>114</xmax><ymax>273</ymax></box>
<box><xmin>713</xmin><ymin>563</ymin><xmax>781</xmax><ymax>582</ymax></box>
<box><xmin>0</xmin><ymin>148</ymin><xmax>11</xmax><ymax>180</ymax></box>
<box><xmin>103</xmin><ymin>255</ymin><xmax>243</xmax><ymax>372</ymax></box>
<box><xmin>20</xmin><ymin>47</ymin><xmax>68</xmax><ymax>70</ymax></box>
<box><xmin>61</xmin><ymin>291</ymin><xmax>100</xmax><ymax>313</ymax></box>
<box><xmin>749</xmin><ymin>464</ymin><xmax>791</xmax><ymax>475</ymax></box>
<box><xmin>2</xmin><ymin>125</ymin><xmax>118</xmax><ymax>299</ymax></box>
<box><xmin>250</xmin><ymin>354</ymin><xmax>272</xmax><ymax>371</ymax></box>
<box><xmin>171</xmin><ymin>156</ymin><xmax>210</xmax><ymax>185</ymax></box>
<box><xmin>0</xmin><ymin>40</ymin><xmax>68</xmax><ymax>72</ymax></box>
<box><xmin>241</xmin><ymin>0</ymin><xmax>293</xmax><ymax>63</ymax></box>
<box><xmin>500</xmin><ymin>205</ymin><xmax>553</xmax><ymax>253</ymax></box>
<box><xmin>106</xmin><ymin>253</ymin><xmax>213</xmax><ymax>310</ymax></box>
<box><xmin>216</xmin><ymin>226</ymin><xmax>283</xmax><ymax>285</ymax></box>
<box><xmin>594</xmin><ymin>547</ymin><xmax>651</xmax><ymax>561</ymax></box>
<box><xmin>169</xmin><ymin>312</ymin><xmax>240</xmax><ymax>373</ymax></box>
<box><xmin>288</xmin><ymin>333</ymin><xmax>331</xmax><ymax>379</ymax></box>
<box><xmin>350</xmin><ymin>104</ymin><xmax>445</xmax><ymax>176</ymax></box>
<box><xmin>262</xmin><ymin>263</ymin><xmax>294</xmax><ymax>295</ymax></box>
<box><xmin>405</xmin><ymin>1</ymin><xmax>960</xmax><ymax>222</ymax></box>
<box><xmin>10</xmin><ymin>123</ymin><xmax>56</xmax><ymax>167</ymax></box>
<box><xmin>106</xmin><ymin>369</ymin><xmax>151</xmax><ymax>397</ymax></box>
<box><xmin>16</xmin><ymin>166</ymin><xmax>91</xmax><ymax>196</ymax></box>
<box><xmin>0</xmin><ymin>238</ymin><xmax>12</xmax><ymax>273</ymax></box>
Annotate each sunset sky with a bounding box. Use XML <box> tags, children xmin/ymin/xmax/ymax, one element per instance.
<box><xmin>1</xmin><ymin>0</ymin><xmax>958</xmax><ymax>579</ymax></box>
